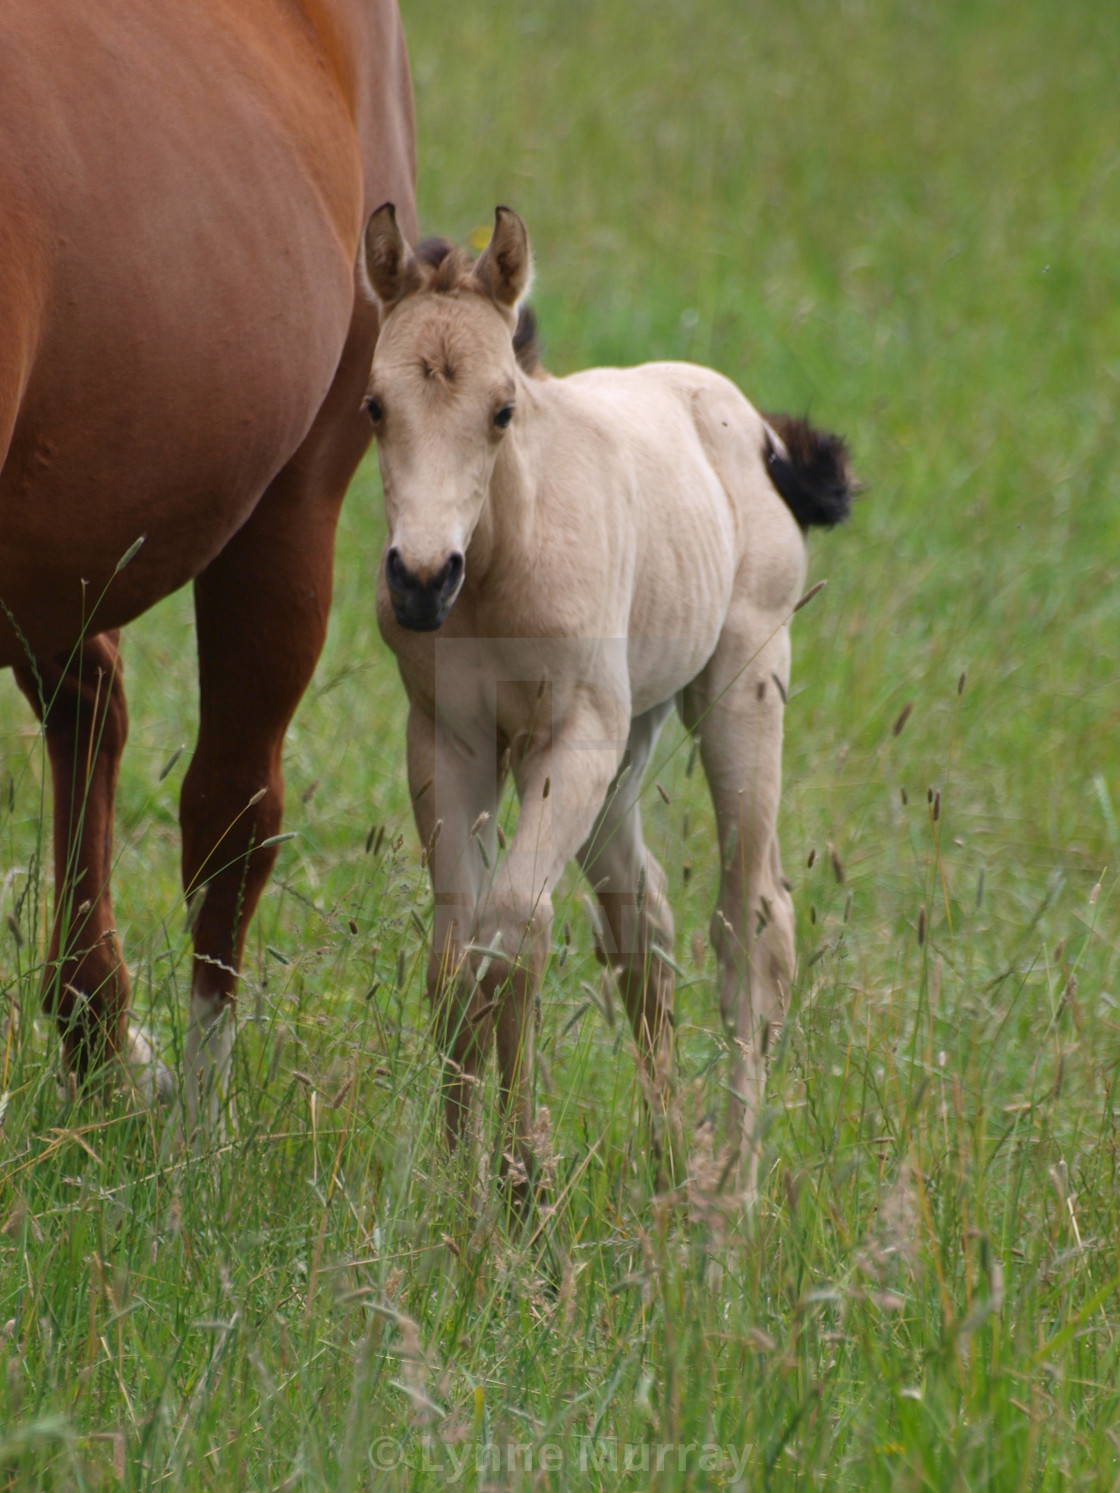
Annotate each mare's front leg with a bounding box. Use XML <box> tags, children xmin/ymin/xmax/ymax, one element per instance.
<box><xmin>181</xmin><ymin>482</ymin><xmax>348</xmax><ymax>1130</ymax></box>
<box><xmin>13</xmin><ymin>631</ymin><xmax>138</xmax><ymax>1085</ymax></box>
<box><xmin>407</xmin><ymin>704</ymin><xmax>498</xmax><ymax>1152</ymax></box>
<box><xmin>181</xmin><ymin>490</ymin><xmax>345</xmax><ymax>1130</ymax></box>
<box><xmin>487</xmin><ymin>687</ymin><xmax>628</xmax><ymax>1189</ymax></box>
<box><xmin>179</xmin><ymin>299</ymin><xmax>378</xmax><ymax>1133</ymax></box>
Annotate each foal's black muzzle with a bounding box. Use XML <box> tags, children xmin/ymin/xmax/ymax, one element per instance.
<box><xmin>385</xmin><ymin>547</ymin><xmax>464</xmax><ymax>631</ymax></box>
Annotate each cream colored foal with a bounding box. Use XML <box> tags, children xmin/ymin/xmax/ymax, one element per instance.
<box><xmin>362</xmin><ymin>204</ymin><xmax>852</xmax><ymax>1199</ymax></box>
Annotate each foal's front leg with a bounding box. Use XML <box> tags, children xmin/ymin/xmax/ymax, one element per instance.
<box><xmin>406</xmin><ymin>704</ymin><xmax>498</xmax><ymax>1152</ymax></box>
<box><xmin>484</xmin><ymin>691</ymin><xmax>628</xmax><ymax>1187</ymax></box>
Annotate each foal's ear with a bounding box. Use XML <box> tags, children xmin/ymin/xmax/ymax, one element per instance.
<box><xmin>362</xmin><ymin>202</ymin><xmax>421</xmax><ymax>306</ymax></box>
<box><xmin>472</xmin><ymin>206</ymin><xmax>532</xmax><ymax>312</ymax></box>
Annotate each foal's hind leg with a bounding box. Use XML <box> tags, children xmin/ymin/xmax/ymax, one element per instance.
<box><xmin>683</xmin><ymin>614</ymin><xmax>797</xmax><ymax>1200</ymax></box>
<box><xmin>13</xmin><ymin>632</ymin><xmax>134</xmax><ymax>1084</ymax></box>
<box><xmin>578</xmin><ymin>705</ymin><xmax>677</xmax><ymax>1154</ymax></box>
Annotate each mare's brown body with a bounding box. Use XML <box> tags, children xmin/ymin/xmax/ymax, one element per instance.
<box><xmin>0</xmin><ymin>0</ymin><xmax>415</xmax><ymax>1086</ymax></box>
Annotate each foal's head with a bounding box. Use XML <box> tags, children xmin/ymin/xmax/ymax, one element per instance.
<box><xmin>362</xmin><ymin>204</ymin><xmax>532</xmax><ymax>631</ymax></box>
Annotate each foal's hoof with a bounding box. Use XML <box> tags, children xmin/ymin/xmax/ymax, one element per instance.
<box><xmin>124</xmin><ymin>1027</ymin><xmax>176</xmax><ymax>1108</ymax></box>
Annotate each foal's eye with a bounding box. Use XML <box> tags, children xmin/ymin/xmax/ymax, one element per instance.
<box><xmin>493</xmin><ymin>403</ymin><xmax>514</xmax><ymax>430</ymax></box>
<box><xmin>365</xmin><ymin>396</ymin><xmax>383</xmax><ymax>424</ymax></box>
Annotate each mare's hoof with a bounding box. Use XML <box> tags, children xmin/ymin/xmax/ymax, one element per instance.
<box><xmin>124</xmin><ymin>1028</ymin><xmax>176</xmax><ymax>1107</ymax></box>
<box><xmin>54</xmin><ymin>1026</ymin><xmax>175</xmax><ymax>1108</ymax></box>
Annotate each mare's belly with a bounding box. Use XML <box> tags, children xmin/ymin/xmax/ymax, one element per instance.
<box><xmin>0</xmin><ymin>0</ymin><xmax>363</xmax><ymax>664</ymax></box>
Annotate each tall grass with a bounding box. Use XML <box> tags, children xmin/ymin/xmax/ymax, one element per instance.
<box><xmin>1</xmin><ymin>0</ymin><xmax>1118</xmax><ymax>1486</ymax></box>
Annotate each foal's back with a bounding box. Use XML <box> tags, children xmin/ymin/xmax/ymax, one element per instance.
<box><xmin>522</xmin><ymin>360</ymin><xmax>809</xmax><ymax>699</ymax></box>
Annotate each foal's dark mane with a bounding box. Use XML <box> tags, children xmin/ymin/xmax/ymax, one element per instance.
<box><xmin>414</xmin><ymin>235</ymin><xmax>541</xmax><ymax>374</ymax></box>
<box><xmin>413</xmin><ymin>236</ymin><xmax>473</xmax><ymax>287</ymax></box>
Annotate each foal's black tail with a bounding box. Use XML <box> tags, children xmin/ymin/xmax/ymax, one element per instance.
<box><xmin>763</xmin><ymin>413</ymin><xmax>855</xmax><ymax>529</ymax></box>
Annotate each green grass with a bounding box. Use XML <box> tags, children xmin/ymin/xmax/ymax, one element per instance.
<box><xmin>2</xmin><ymin>0</ymin><xmax>1120</xmax><ymax>1486</ymax></box>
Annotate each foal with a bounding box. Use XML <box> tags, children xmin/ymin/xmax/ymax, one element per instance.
<box><xmin>362</xmin><ymin>205</ymin><xmax>852</xmax><ymax>1195</ymax></box>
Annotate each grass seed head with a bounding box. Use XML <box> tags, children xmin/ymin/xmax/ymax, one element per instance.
<box><xmin>421</xmin><ymin>818</ymin><xmax>443</xmax><ymax>867</ymax></box>
<box><xmin>793</xmin><ymin>578</ymin><xmax>827</xmax><ymax>613</ymax></box>
<box><xmin>158</xmin><ymin>744</ymin><xmax>184</xmax><ymax>782</ymax></box>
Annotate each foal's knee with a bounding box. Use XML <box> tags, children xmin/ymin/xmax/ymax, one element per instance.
<box><xmin>490</xmin><ymin>889</ymin><xmax>554</xmax><ymax>976</ymax></box>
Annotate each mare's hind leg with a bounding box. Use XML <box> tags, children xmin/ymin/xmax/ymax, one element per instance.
<box><xmin>179</xmin><ymin>297</ymin><xmax>379</xmax><ymax>1133</ymax></box>
<box><xmin>13</xmin><ymin>632</ymin><xmax>133</xmax><ymax>1082</ymax></box>
<box><xmin>682</xmin><ymin>614</ymin><xmax>796</xmax><ymax>1200</ymax></box>
<box><xmin>578</xmin><ymin>705</ymin><xmax>677</xmax><ymax>1137</ymax></box>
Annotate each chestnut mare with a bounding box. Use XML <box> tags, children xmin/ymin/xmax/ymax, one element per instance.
<box><xmin>0</xmin><ymin>1</ymin><xmax>415</xmax><ymax>1120</ymax></box>
<box><xmin>362</xmin><ymin>206</ymin><xmax>852</xmax><ymax>1196</ymax></box>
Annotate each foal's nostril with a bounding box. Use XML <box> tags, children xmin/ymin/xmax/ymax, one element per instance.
<box><xmin>387</xmin><ymin>547</ymin><xmax>463</xmax><ymax>598</ymax></box>
<box><xmin>386</xmin><ymin>546</ymin><xmax>408</xmax><ymax>591</ymax></box>
<box><xmin>443</xmin><ymin>552</ymin><xmax>464</xmax><ymax>591</ymax></box>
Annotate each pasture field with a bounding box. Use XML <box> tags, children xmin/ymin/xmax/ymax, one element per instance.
<box><xmin>2</xmin><ymin>0</ymin><xmax>1119</xmax><ymax>1486</ymax></box>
